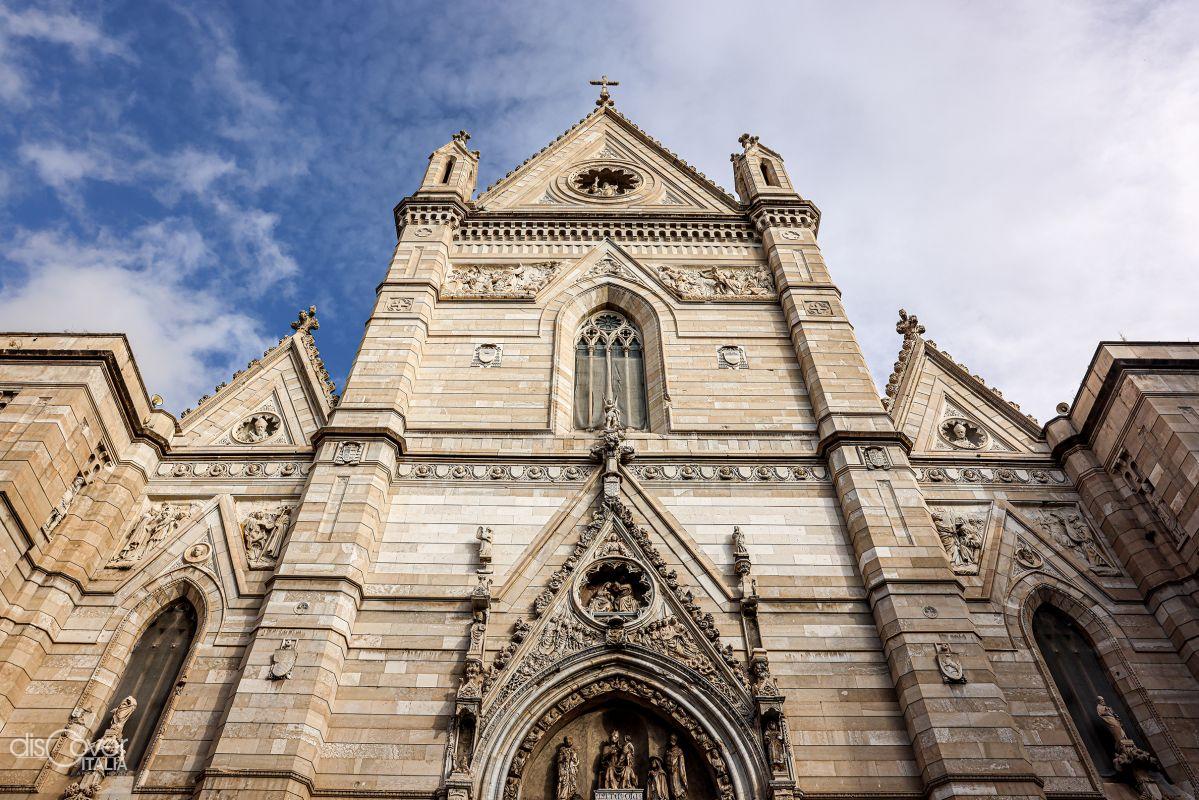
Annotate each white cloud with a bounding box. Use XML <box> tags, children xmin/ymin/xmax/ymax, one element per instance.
<box><xmin>0</xmin><ymin>223</ymin><xmax>269</xmax><ymax>409</ymax></box>
<box><xmin>18</xmin><ymin>142</ymin><xmax>119</xmax><ymax>189</ymax></box>
<box><xmin>620</xmin><ymin>0</ymin><xmax>1199</xmax><ymax>419</ymax></box>
<box><xmin>0</xmin><ymin>6</ymin><xmax>132</xmax><ymax>59</ymax></box>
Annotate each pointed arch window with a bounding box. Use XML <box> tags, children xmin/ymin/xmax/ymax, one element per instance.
<box><xmin>100</xmin><ymin>599</ymin><xmax>198</xmax><ymax>771</ymax></box>
<box><xmin>1032</xmin><ymin>605</ymin><xmax>1148</xmax><ymax>777</ymax></box>
<box><xmin>441</xmin><ymin>156</ymin><xmax>456</xmax><ymax>184</ymax></box>
<box><xmin>573</xmin><ymin>311</ymin><xmax>648</xmax><ymax>431</ymax></box>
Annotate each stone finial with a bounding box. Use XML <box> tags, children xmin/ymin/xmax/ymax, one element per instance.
<box><xmin>738</xmin><ymin>133</ymin><xmax>760</xmax><ymax>150</ymax></box>
<box><xmin>589</xmin><ymin>74</ymin><xmax>619</xmax><ymax>107</ymax></box>
<box><xmin>451</xmin><ymin>129</ymin><xmax>471</xmax><ymax>145</ymax></box>
<box><xmin>895</xmin><ymin>308</ymin><xmax>925</xmax><ymax>339</ymax></box>
<box><xmin>291</xmin><ymin>305</ymin><xmax>319</xmax><ymax>336</ymax></box>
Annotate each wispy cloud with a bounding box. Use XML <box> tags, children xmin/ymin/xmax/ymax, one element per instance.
<box><xmin>0</xmin><ymin>223</ymin><xmax>269</xmax><ymax>407</ymax></box>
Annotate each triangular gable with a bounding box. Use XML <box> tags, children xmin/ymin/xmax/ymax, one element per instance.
<box><xmin>173</xmin><ymin>330</ymin><xmax>332</xmax><ymax>449</ymax></box>
<box><xmin>883</xmin><ymin>313</ymin><xmax>1045</xmax><ymax>455</ymax></box>
<box><xmin>476</xmin><ymin>106</ymin><xmax>741</xmax><ymax>214</ymax></box>
<box><xmin>482</xmin><ymin>492</ymin><xmax>752</xmax><ymax>717</ymax></box>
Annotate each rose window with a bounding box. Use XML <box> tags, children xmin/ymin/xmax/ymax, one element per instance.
<box><xmin>572</xmin><ymin>166</ymin><xmax>641</xmax><ymax>197</ymax></box>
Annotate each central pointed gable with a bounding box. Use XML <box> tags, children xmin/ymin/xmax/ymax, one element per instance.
<box><xmin>476</xmin><ymin>106</ymin><xmax>741</xmax><ymax>214</ymax></box>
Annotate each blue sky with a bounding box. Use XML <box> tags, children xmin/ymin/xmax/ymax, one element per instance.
<box><xmin>1</xmin><ymin>1</ymin><xmax>1197</xmax><ymax>420</ymax></box>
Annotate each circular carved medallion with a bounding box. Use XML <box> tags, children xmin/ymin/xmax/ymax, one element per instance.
<box><xmin>183</xmin><ymin>542</ymin><xmax>211</xmax><ymax>564</ymax></box>
<box><xmin>564</xmin><ymin>161</ymin><xmax>647</xmax><ymax>203</ymax></box>
<box><xmin>232</xmin><ymin>412</ymin><xmax>282</xmax><ymax>444</ymax></box>
<box><xmin>938</xmin><ymin>418</ymin><xmax>988</xmax><ymax>450</ymax></box>
<box><xmin>575</xmin><ymin>557</ymin><xmax>653</xmax><ymax>625</ymax></box>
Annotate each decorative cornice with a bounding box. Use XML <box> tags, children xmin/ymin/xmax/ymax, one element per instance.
<box><xmin>916</xmin><ymin>465</ymin><xmax>1068</xmax><ymax>486</ymax></box>
<box><xmin>154</xmin><ymin>460</ymin><xmax>311</xmax><ymax>480</ymax></box>
<box><xmin>392</xmin><ymin>196</ymin><xmax>469</xmax><ymax>236</ymax></box>
<box><xmin>453</xmin><ymin>214</ymin><xmax>758</xmax><ymax>244</ymax></box>
<box><xmin>630</xmin><ymin>463</ymin><xmax>828</xmax><ymax>483</ymax></box>
<box><xmin>396</xmin><ymin>462</ymin><xmax>594</xmax><ymax>482</ymax></box>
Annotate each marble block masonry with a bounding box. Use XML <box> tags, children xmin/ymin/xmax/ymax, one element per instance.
<box><xmin>0</xmin><ymin>79</ymin><xmax>1197</xmax><ymax>800</ymax></box>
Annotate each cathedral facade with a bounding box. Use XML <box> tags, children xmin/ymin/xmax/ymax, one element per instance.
<box><xmin>0</xmin><ymin>87</ymin><xmax>1197</xmax><ymax>800</ymax></box>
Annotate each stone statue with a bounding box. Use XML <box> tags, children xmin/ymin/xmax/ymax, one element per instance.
<box><xmin>598</xmin><ymin>729</ymin><xmax>622</xmax><ymax>789</ymax></box>
<box><xmin>665</xmin><ymin>734</ymin><xmax>688</xmax><ymax>799</ymax></box>
<box><xmin>613</xmin><ymin>583</ymin><xmax>638</xmax><ymax>613</ymax></box>
<box><xmin>555</xmin><ymin>736</ymin><xmax>579</xmax><ymax>800</ymax></box>
<box><xmin>1096</xmin><ymin>695</ymin><xmax>1133</xmax><ymax>750</ymax></box>
<box><xmin>588</xmin><ymin>582</ymin><xmax>615</xmax><ymax>613</ymax></box>
<box><xmin>242</xmin><ymin>505</ymin><xmax>291</xmax><ymax>566</ymax></box>
<box><xmin>603</xmin><ymin>397</ymin><xmax>621</xmax><ymax>432</ymax></box>
<box><xmin>619</xmin><ymin>733</ymin><xmax>637</xmax><ymax>788</ymax></box>
<box><xmin>43</xmin><ymin>474</ymin><xmax>87</xmax><ymax>536</ymax></box>
<box><xmin>62</xmin><ymin>696</ymin><xmax>137</xmax><ymax>800</ymax></box>
<box><xmin>234</xmin><ymin>413</ymin><xmax>276</xmax><ymax>443</ymax></box>
<box><xmin>476</xmin><ymin>526</ymin><xmax>493</xmax><ymax>567</ymax></box>
<box><xmin>764</xmin><ymin>718</ymin><xmax>787</xmax><ymax>773</ymax></box>
<box><xmin>457</xmin><ymin>659</ymin><xmax>483</xmax><ymax>699</ymax></box>
<box><xmin>646</xmin><ymin>756</ymin><xmax>670</xmax><ymax>800</ymax></box>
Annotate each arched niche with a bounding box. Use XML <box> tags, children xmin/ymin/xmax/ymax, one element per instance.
<box><xmin>517</xmin><ymin>695</ymin><xmax>718</xmax><ymax>800</ymax></box>
<box><xmin>477</xmin><ymin>661</ymin><xmax>768</xmax><ymax>800</ymax></box>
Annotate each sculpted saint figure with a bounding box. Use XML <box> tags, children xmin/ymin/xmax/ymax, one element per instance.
<box><xmin>588</xmin><ymin>582</ymin><xmax>614</xmax><ymax>613</ymax></box>
<box><xmin>599</xmin><ymin>729</ymin><xmax>622</xmax><ymax>789</ymax></box>
<box><xmin>476</xmin><ymin>525</ymin><xmax>493</xmax><ymax>564</ymax></box>
<box><xmin>63</xmin><ymin>696</ymin><xmax>138</xmax><ymax>800</ymax></box>
<box><xmin>764</xmin><ymin>719</ymin><xmax>788</xmax><ymax>772</ymax></box>
<box><xmin>613</xmin><ymin>582</ymin><xmax>639</xmax><ymax>613</ymax></box>
<box><xmin>646</xmin><ymin>756</ymin><xmax>670</xmax><ymax>800</ymax></box>
<box><xmin>665</xmin><ymin>734</ymin><xmax>688</xmax><ymax>799</ymax></box>
<box><xmin>603</xmin><ymin>397</ymin><xmax>621</xmax><ymax>432</ymax></box>
<box><xmin>555</xmin><ymin>736</ymin><xmax>579</xmax><ymax>800</ymax></box>
<box><xmin>1096</xmin><ymin>695</ymin><xmax>1133</xmax><ymax>749</ymax></box>
<box><xmin>619</xmin><ymin>734</ymin><xmax>637</xmax><ymax>788</ymax></box>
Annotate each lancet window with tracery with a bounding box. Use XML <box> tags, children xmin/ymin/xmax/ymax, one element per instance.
<box><xmin>573</xmin><ymin>311</ymin><xmax>648</xmax><ymax>431</ymax></box>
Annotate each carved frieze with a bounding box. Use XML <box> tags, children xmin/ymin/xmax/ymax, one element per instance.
<box><xmin>443</xmin><ymin>261</ymin><xmax>562</xmax><ymax>299</ymax></box>
<box><xmin>385</xmin><ymin>296</ymin><xmax>414</xmax><ymax>312</ymax></box>
<box><xmin>398</xmin><ymin>463</ymin><xmax>594</xmax><ymax>482</ymax></box>
<box><xmin>155</xmin><ymin>461</ymin><xmax>309</xmax><ymax>479</ymax></box>
<box><xmin>630</xmin><ymin>463</ymin><xmax>826</xmax><ymax>482</ymax></box>
<box><xmin>916</xmin><ymin>466</ymin><xmax>1066</xmax><ymax>486</ymax></box>
<box><xmin>655</xmin><ymin>263</ymin><xmax>775</xmax><ymax>301</ymax></box>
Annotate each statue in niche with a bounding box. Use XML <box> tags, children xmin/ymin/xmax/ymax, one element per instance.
<box><xmin>580</xmin><ymin>560</ymin><xmax>650</xmax><ymax>621</ymax></box>
<box><xmin>646</xmin><ymin>756</ymin><xmax>670</xmax><ymax>800</ymax></box>
<box><xmin>457</xmin><ymin>659</ymin><xmax>483</xmax><ymax>699</ymax></box>
<box><xmin>930</xmin><ymin>509</ymin><xmax>983</xmax><ymax>574</ymax></box>
<box><xmin>764</xmin><ymin>718</ymin><xmax>788</xmax><ymax>773</ymax></box>
<box><xmin>598</xmin><ymin>729</ymin><xmax>623</xmax><ymax>789</ymax></box>
<box><xmin>555</xmin><ymin>736</ymin><xmax>579</xmax><ymax>800</ymax></box>
<box><xmin>109</xmin><ymin>502</ymin><xmax>192</xmax><ymax>569</ymax></box>
<box><xmin>665</xmin><ymin>734</ymin><xmax>688</xmax><ymax>799</ymax></box>
<box><xmin>43</xmin><ymin>474</ymin><xmax>87</xmax><ymax>536</ymax></box>
<box><xmin>619</xmin><ymin>734</ymin><xmax>638</xmax><ymax>788</ymax></box>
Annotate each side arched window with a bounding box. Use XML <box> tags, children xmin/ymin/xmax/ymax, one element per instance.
<box><xmin>573</xmin><ymin>311</ymin><xmax>648</xmax><ymax>431</ymax></box>
<box><xmin>760</xmin><ymin>158</ymin><xmax>780</xmax><ymax>187</ymax></box>
<box><xmin>1032</xmin><ymin>605</ymin><xmax>1147</xmax><ymax>777</ymax></box>
<box><xmin>101</xmin><ymin>599</ymin><xmax>198</xmax><ymax>770</ymax></box>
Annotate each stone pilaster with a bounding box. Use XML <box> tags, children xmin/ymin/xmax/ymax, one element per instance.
<box><xmin>196</xmin><ymin>438</ymin><xmax>396</xmax><ymax>799</ymax></box>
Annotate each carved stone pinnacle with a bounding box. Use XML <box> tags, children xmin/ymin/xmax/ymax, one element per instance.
<box><xmin>291</xmin><ymin>305</ymin><xmax>319</xmax><ymax>335</ymax></box>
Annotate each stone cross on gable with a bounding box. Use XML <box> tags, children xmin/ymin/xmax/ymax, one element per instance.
<box><xmin>291</xmin><ymin>305</ymin><xmax>320</xmax><ymax>335</ymax></box>
<box><xmin>590</xmin><ymin>74</ymin><xmax>619</xmax><ymax>107</ymax></box>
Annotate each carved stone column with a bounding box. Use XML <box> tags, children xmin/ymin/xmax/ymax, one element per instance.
<box><xmin>760</xmin><ymin>222</ymin><xmax>1044</xmax><ymax>800</ymax></box>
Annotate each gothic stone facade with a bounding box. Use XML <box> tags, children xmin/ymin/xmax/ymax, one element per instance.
<box><xmin>0</xmin><ymin>98</ymin><xmax>1197</xmax><ymax>800</ymax></box>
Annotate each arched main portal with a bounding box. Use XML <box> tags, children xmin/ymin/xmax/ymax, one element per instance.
<box><xmin>475</xmin><ymin>660</ymin><xmax>772</xmax><ymax>800</ymax></box>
